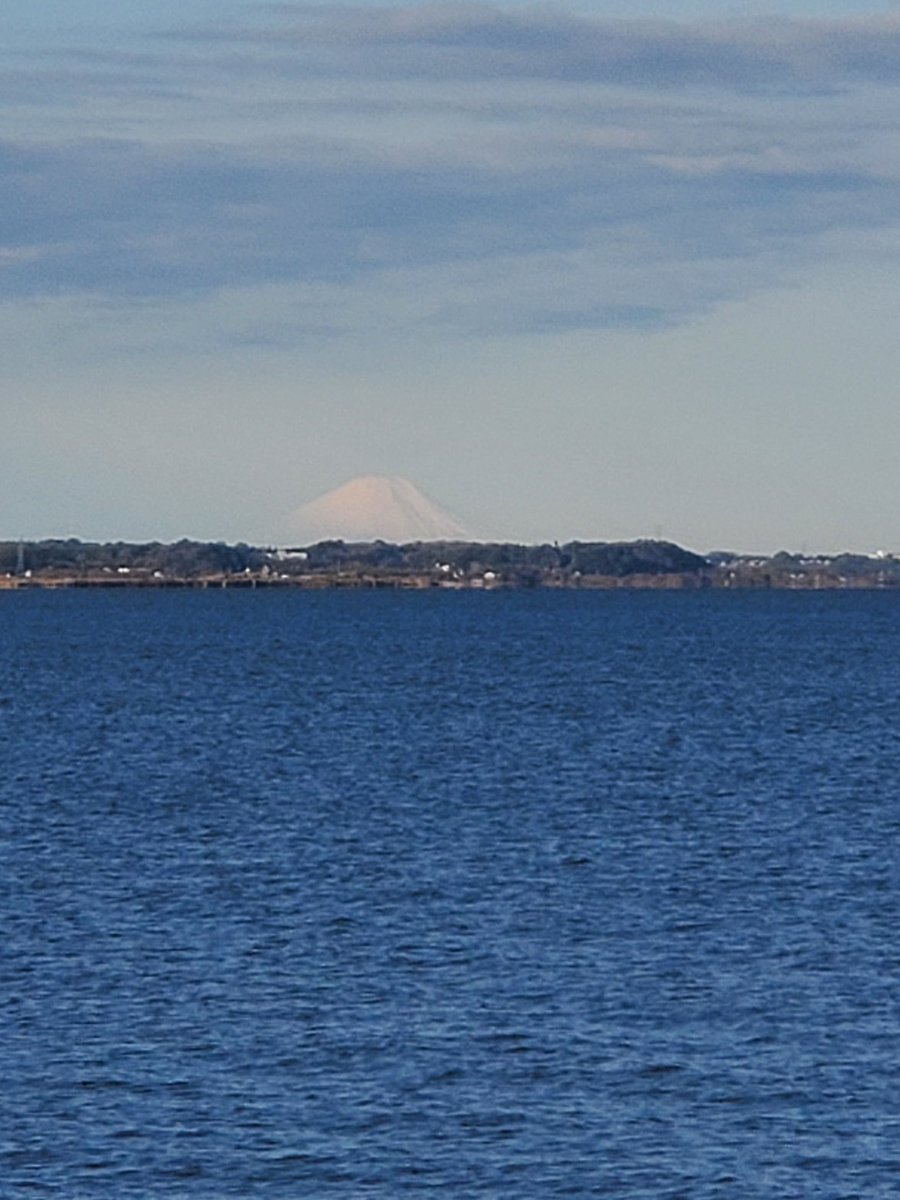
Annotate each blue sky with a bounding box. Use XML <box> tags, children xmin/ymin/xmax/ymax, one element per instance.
<box><xmin>4</xmin><ymin>0</ymin><xmax>900</xmax><ymax>550</ymax></box>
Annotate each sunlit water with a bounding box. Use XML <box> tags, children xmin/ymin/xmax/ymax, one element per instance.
<box><xmin>3</xmin><ymin>589</ymin><xmax>900</xmax><ymax>1197</ymax></box>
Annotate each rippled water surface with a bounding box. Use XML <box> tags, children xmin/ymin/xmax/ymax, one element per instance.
<box><xmin>3</xmin><ymin>589</ymin><xmax>900</xmax><ymax>1197</ymax></box>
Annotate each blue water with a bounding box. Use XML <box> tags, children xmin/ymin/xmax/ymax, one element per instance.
<box><xmin>3</xmin><ymin>589</ymin><xmax>900</xmax><ymax>1197</ymax></box>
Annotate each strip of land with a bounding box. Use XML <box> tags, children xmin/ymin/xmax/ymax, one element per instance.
<box><xmin>2</xmin><ymin>539</ymin><xmax>898</xmax><ymax>589</ymax></box>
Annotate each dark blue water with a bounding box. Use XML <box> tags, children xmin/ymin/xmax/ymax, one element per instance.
<box><xmin>3</xmin><ymin>590</ymin><xmax>900</xmax><ymax>1197</ymax></box>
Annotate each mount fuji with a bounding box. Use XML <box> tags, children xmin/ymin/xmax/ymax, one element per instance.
<box><xmin>283</xmin><ymin>476</ymin><xmax>475</xmax><ymax>545</ymax></box>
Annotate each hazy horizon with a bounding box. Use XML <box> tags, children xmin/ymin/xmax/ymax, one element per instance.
<box><xmin>4</xmin><ymin>1</ymin><xmax>900</xmax><ymax>555</ymax></box>
<box><xmin>3</xmin><ymin>470</ymin><xmax>898</xmax><ymax>559</ymax></box>
<box><xmin>4</xmin><ymin>466</ymin><xmax>892</xmax><ymax>562</ymax></box>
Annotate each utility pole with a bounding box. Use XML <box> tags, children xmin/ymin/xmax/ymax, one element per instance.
<box><xmin>15</xmin><ymin>539</ymin><xmax>24</xmax><ymax>575</ymax></box>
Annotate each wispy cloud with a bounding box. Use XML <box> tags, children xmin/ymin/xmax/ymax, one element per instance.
<box><xmin>4</xmin><ymin>3</ymin><xmax>900</xmax><ymax>338</ymax></box>
<box><xmin>171</xmin><ymin>6</ymin><xmax>900</xmax><ymax>91</ymax></box>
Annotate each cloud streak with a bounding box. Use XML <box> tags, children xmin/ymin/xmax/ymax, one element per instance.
<box><xmin>4</xmin><ymin>4</ymin><xmax>900</xmax><ymax>337</ymax></box>
<box><xmin>177</xmin><ymin>6</ymin><xmax>900</xmax><ymax>91</ymax></box>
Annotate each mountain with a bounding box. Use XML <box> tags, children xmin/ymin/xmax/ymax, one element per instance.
<box><xmin>283</xmin><ymin>476</ymin><xmax>474</xmax><ymax>545</ymax></box>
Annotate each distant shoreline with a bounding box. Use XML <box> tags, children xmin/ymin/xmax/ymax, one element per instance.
<box><xmin>2</xmin><ymin>572</ymin><xmax>897</xmax><ymax>592</ymax></box>
<box><xmin>3</xmin><ymin>537</ymin><xmax>898</xmax><ymax>591</ymax></box>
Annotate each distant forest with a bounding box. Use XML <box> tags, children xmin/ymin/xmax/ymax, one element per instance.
<box><xmin>1</xmin><ymin>537</ymin><xmax>707</xmax><ymax>579</ymax></box>
<box><xmin>0</xmin><ymin>538</ymin><xmax>268</xmax><ymax>577</ymax></box>
<box><xmin>3</xmin><ymin>538</ymin><xmax>898</xmax><ymax>588</ymax></box>
<box><xmin>300</xmin><ymin>538</ymin><xmax>708</xmax><ymax>577</ymax></box>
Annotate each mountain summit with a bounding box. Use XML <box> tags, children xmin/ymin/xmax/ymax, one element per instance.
<box><xmin>284</xmin><ymin>476</ymin><xmax>474</xmax><ymax>544</ymax></box>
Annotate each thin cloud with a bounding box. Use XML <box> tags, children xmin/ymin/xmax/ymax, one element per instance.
<box><xmin>169</xmin><ymin>6</ymin><xmax>900</xmax><ymax>91</ymax></box>
<box><xmin>4</xmin><ymin>4</ymin><xmax>900</xmax><ymax>336</ymax></box>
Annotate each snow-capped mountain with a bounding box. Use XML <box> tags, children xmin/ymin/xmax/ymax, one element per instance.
<box><xmin>283</xmin><ymin>476</ymin><xmax>474</xmax><ymax>544</ymax></box>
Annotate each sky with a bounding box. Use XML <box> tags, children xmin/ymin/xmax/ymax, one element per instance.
<box><xmin>4</xmin><ymin>0</ymin><xmax>900</xmax><ymax>552</ymax></box>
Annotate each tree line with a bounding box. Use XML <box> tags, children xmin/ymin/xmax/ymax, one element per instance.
<box><xmin>2</xmin><ymin>537</ymin><xmax>708</xmax><ymax>579</ymax></box>
<box><xmin>0</xmin><ymin>539</ymin><xmax>267</xmax><ymax>576</ymax></box>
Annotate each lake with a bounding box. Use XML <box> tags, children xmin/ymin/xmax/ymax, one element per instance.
<box><xmin>3</xmin><ymin>589</ymin><xmax>899</xmax><ymax>1196</ymax></box>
